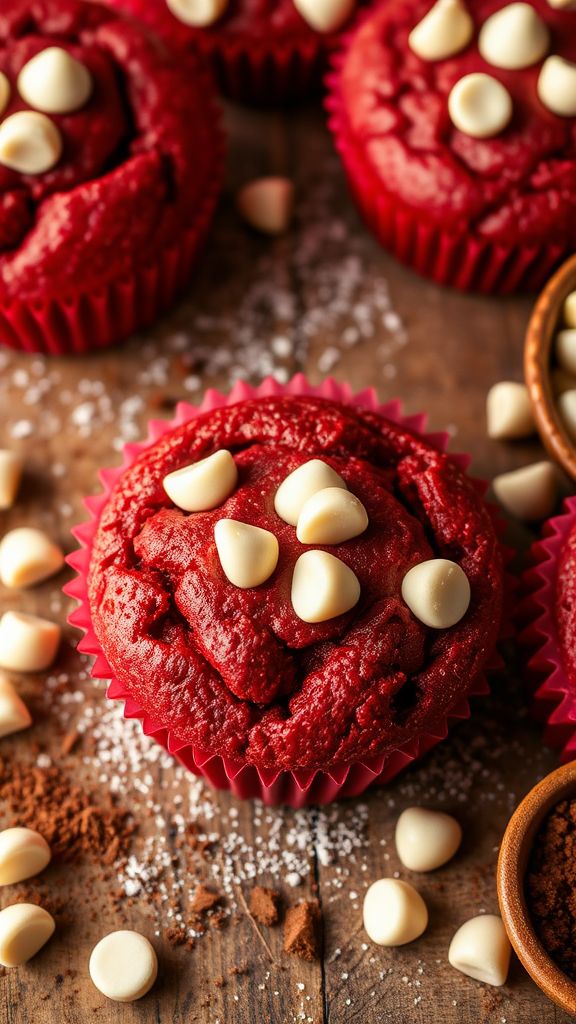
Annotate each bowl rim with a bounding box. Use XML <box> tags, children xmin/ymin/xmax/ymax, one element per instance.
<box><xmin>497</xmin><ymin>760</ymin><xmax>576</xmax><ymax>1015</ymax></box>
<box><xmin>524</xmin><ymin>253</ymin><xmax>576</xmax><ymax>483</ymax></box>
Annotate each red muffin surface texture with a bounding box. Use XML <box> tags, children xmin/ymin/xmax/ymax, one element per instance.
<box><xmin>0</xmin><ymin>0</ymin><xmax>223</xmax><ymax>354</ymax></box>
<box><xmin>68</xmin><ymin>378</ymin><xmax>504</xmax><ymax>806</ymax></box>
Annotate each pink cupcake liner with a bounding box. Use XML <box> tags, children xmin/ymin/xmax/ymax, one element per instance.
<box><xmin>65</xmin><ymin>375</ymin><xmax>502</xmax><ymax>806</ymax></box>
<box><xmin>0</xmin><ymin>105</ymin><xmax>224</xmax><ymax>357</ymax></box>
<box><xmin>324</xmin><ymin>43</ymin><xmax>567</xmax><ymax>295</ymax></box>
<box><xmin>520</xmin><ymin>497</ymin><xmax>576</xmax><ymax>761</ymax></box>
<box><xmin>195</xmin><ymin>33</ymin><xmax>327</xmax><ymax>105</ymax></box>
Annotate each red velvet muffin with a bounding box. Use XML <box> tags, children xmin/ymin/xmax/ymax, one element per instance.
<box><xmin>99</xmin><ymin>0</ymin><xmax>361</xmax><ymax>104</ymax></box>
<box><xmin>522</xmin><ymin>497</ymin><xmax>576</xmax><ymax>762</ymax></box>
<box><xmin>71</xmin><ymin>381</ymin><xmax>504</xmax><ymax>805</ymax></box>
<box><xmin>0</xmin><ymin>0</ymin><xmax>223</xmax><ymax>355</ymax></box>
<box><xmin>327</xmin><ymin>0</ymin><xmax>576</xmax><ymax>294</ymax></box>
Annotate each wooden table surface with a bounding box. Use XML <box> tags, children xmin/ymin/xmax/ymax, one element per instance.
<box><xmin>0</xmin><ymin>101</ymin><xmax>573</xmax><ymax>1024</ymax></box>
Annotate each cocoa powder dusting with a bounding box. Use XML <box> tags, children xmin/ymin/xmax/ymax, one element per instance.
<box><xmin>0</xmin><ymin>756</ymin><xmax>135</xmax><ymax>863</ymax></box>
<box><xmin>527</xmin><ymin>796</ymin><xmax>576</xmax><ymax>979</ymax></box>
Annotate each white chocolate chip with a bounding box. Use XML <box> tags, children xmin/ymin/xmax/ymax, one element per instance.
<box><xmin>0</xmin><ymin>904</ymin><xmax>55</xmax><ymax>968</ymax></box>
<box><xmin>296</xmin><ymin>487</ymin><xmax>368</xmax><ymax>545</ymax></box>
<box><xmin>401</xmin><ymin>558</ymin><xmax>471</xmax><ymax>629</ymax></box>
<box><xmin>0</xmin><ymin>73</ymin><xmax>10</xmax><ymax>118</ymax></box>
<box><xmin>0</xmin><ymin>528</ymin><xmax>64</xmax><ymax>589</ymax></box>
<box><xmin>0</xmin><ymin>676</ymin><xmax>31</xmax><ymax>739</ymax></box>
<box><xmin>478</xmin><ymin>3</ymin><xmax>549</xmax><ymax>70</ymax></box>
<box><xmin>0</xmin><ymin>611</ymin><xmax>61</xmax><ymax>673</ymax></box>
<box><xmin>292</xmin><ymin>0</ymin><xmax>355</xmax><ymax>32</ymax></box>
<box><xmin>237</xmin><ymin>177</ymin><xmax>295</xmax><ymax>236</ymax></box>
<box><xmin>395</xmin><ymin>807</ymin><xmax>462</xmax><ymax>872</ymax></box>
<box><xmin>564</xmin><ymin>291</ymin><xmax>576</xmax><ymax>328</ymax></box>
<box><xmin>0</xmin><ymin>451</ymin><xmax>23</xmax><ymax>510</ymax></box>
<box><xmin>165</xmin><ymin>0</ymin><xmax>228</xmax><ymax>26</ymax></box>
<box><xmin>18</xmin><ymin>47</ymin><xmax>92</xmax><ymax>115</ymax></box>
<box><xmin>214</xmin><ymin>519</ymin><xmax>279</xmax><ymax>589</ymax></box>
<box><xmin>537</xmin><ymin>56</ymin><xmax>576</xmax><ymax>117</ymax></box>
<box><xmin>556</xmin><ymin>329</ymin><xmax>576</xmax><ymax>377</ymax></box>
<box><xmin>558</xmin><ymin>389</ymin><xmax>576</xmax><ymax>443</ymax></box>
<box><xmin>448</xmin><ymin>73</ymin><xmax>513</xmax><ymax>138</ymax></box>
<box><xmin>291</xmin><ymin>550</ymin><xmax>360</xmax><ymax>623</ymax></box>
<box><xmin>163</xmin><ymin>450</ymin><xmax>237</xmax><ymax>512</ymax></box>
<box><xmin>0</xmin><ymin>828</ymin><xmax>51</xmax><ymax>886</ymax></box>
<box><xmin>363</xmin><ymin>879</ymin><xmax>428</xmax><ymax>947</ymax></box>
<box><xmin>486</xmin><ymin>381</ymin><xmax>535</xmax><ymax>440</ymax></box>
<box><xmin>89</xmin><ymin>931</ymin><xmax>158</xmax><ymax>1002</ymax></box>
<box><xmin>492</xmin><ymin>461</ymin><xmax>557</xmax><ymax>521</ymax></box>
<box><xmin>0</xmin><ymin>111</ymin><xmax>62</xmax><ymax>175</ymax></box>
<box><xmin>547</xmin><ymin>0</ymin><xmax>576</xmax><ymax>7</ymax></box>
<box><xmin>408</xmin><ymin>0</ymin><xmax>474</xmax><ymax>62</ymax></box>
<box><xmin>449</xmin><ymin>915</ymin><xmax>511</xmax><ymax>986</ymax></box>
<box><xmin>275</xmin><ymin>460</ymin><xmax>347</xmax><ymax>526</ymax></box>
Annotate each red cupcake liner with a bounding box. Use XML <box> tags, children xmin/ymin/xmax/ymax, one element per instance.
<box><xmin>520</xmin><ymin>497</ymin><xmax>576</xmax><ymax>761</ymax></box>
<box><xmin>324</xmin><ymin>42</ymin><xmax>567</xmax><ymax>295</ymax></box>
<box><xmin>0</xmin><ymin>108</ymin><xmax>224</xmax><ymax>357</ymax></box>
<box><xmin>65</xmin><ymin>375</ymin><xmax>501</xmax><ymax>806</ymax></box>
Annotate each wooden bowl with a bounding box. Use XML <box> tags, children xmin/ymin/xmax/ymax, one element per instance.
<box><xmin>524</xmin><ymin>253</ymin><xmax>576</xmax><ymax>483</ymax></box>
<box><xmin>497</xmin><ymin>761</ymin><xmax>576</xmax><ymax>1015</ymax></box>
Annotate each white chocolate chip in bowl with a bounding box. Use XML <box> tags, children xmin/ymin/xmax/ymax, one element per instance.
<box><xmin>0</xmin><ymin>904</ymin><xmax>55</xmax><ymax>968</ymax></box>
<box><xmin>492</xmin><ymin>461</ymin><xmax>557</xmax><ymax>521</ymax></box>
<box><xmin>275</xmin><ymin>459</ymin><xmax>347</xmax><ymax>526</ymax></box>
<box><xmin>166</xmin><ymin>0</ymin><xmax>228</xmax><ymax>26</ymax></box>
<box><xmin>18</xmin><ymin>47</ymin><xmax>92</xmax><ymax>115</ymax></box>
<box><xmin>0</xmin><ymin>527</ymin><xmax>64</xmax><ymax>588</ymax></box>
<box><xmin>448</xmin><ymin>914</ymin><xmax>511</xmax><ymax>986</ymax></box>
<box><xmin>0</xmin><ymin>111</ymin><xmax>62</xmax><ymax>175</ymax></box>
<box><xmin>163</xmin><ymin>450</ymin><xmax>237</xmax><ymax>512</ymax></box>
<box><xmin>558</xmin><ymin>389</ymin><xmax>576</xmax><ymax>443</ymax></box>
<box><xmin>363</xmin><ymin>878</ymin><xmax>428</xmax><ymax>947</ymax></box>
<box><xmin>293</xmin><ymin>0</ymin><xmax>356</xmax><ymax>33</ymax></box>
<box><xmin>448</xmin><ymin>73</ymin><xmax>513</xmax><ymax>138</ymax></box>
<box><xmin>478</xmin><ymin>3</ymin><xmax>549</xmax><ymax>70</ymax></box>
<box><xmin>401</xmin><ymin>558</ymin><xmax>471</xmax><ymax>629</ymax></box>
<box><xmin>486</xmin><ymin>381</ymin><xmax>535</xmax><ymax>440</ymax></box>
<box><xmin>214</xmin><ymin>519</ymin><xmax>279</xmax><ymax>589</ymax></box>
<box><xmin>0</xmin><ymin>451</ymin><xmax>23</xmax><ymax>510</ymax></box>
<box><xmin>564</xmin><ymin>291</ymin><xmax>576</xmax><ymax>329</ymax></box>
<box><xmin>538</xmin><ymin>56</ymin><xmax>576</xmax><ymax>117</ymax></box>
<box><xmin>0</xmin><ymin>828</ymin><xmax>51</xmax><ymax>886</ymax></box>
<box><xmin>0</xmin><ymin>676</ymin><xmax>31</xmax><ymax>739</ymax></box>
<box><xmin>237</xmin><ymin>177</ymin><xmax>295</xmax><ymax>236</ymax></box>
<box><xmin>395</xmin><ymin>807</ymin><xmax>463</xmax><ymax>872</ymax></box>
<box><xmin>556</xmin><ymin>329</ymin><xmax>576</xmax><ymax>376</ymax></box>
<box><xmin>291</xmin><ymin>550</ymin><xmax>360</xmax><ymax>623</ymax></box>
<box><xmin>408</xmin><ymin>0</ymin><xmax>474</xmax><ymax>62</ymax></box>
<box><xmin>0</xmin><ymin>611</ymin><xmax>61</xmax><ymax>673</ymax></box>
<box><xmin>0</xmin><ymin>73</ymin><xmax>10</xmax><ymax>118</ymax></box>
<box><xmin>296</xmin><ymin>487</ymin><xmax>368</xmax><ymax>545</ymax></box>
<box><xmin>89</xmin><ymin>930</ymin><xmax>158</xmax><ymax>1002</ymax></box>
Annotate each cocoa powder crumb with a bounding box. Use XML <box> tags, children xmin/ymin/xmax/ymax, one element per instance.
<box><xmin>249</xmin><ymin>886</ymin><xmax>281</xmax><ymax>927</ymax></box>
<box><xmin>191</xmin><ymin>884</ymin><xmax>221</xmax><ymax>914</ymax></box>
<box><xmin>283</xmin><ymin>901</ymin><xmax>321</xmax><ymax>962</ymax></box>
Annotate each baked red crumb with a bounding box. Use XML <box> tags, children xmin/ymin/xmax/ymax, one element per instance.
<box><xmin>556</xmin><ymin>523</ymin><xmax>576</xmax><ymax>686</ymax></box>
<box><xmin>334</xmin><ymin>0</ymin><xmax>575</xmax><ymax>250</ymax></box>
<box><xmin>0</xmin><ymin>0</ymin><xmax>221</xmax><ymax>301</ymax></box>
<box><xmin>88</xmin><ymin>396</ymin><xmax>503</xmax><ymax>773</ymax></box>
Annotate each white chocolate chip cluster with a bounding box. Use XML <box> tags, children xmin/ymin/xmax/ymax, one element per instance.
<box><xmin>363</xmin><ymin>805</ymin><xmax>512</xmax><ymax>987</ymax></box>
<box><xmin>0</xmin><ymin>47</ymin><xmax>93</xmax><ymax>176</ymax></box>
<box><xmin>162</xmin><ymin>451</ymin><xmax>471</xmax><ymax>630</ymax></box>
<box><xmin>166</xmin><ymin>0</ymin><xmax>355</xmax><ymax>32</ymax></box>
<box><xmin>409</xmin><ymin>0</ymin><xmax>576</xmax><ymax>139</ymax></box>
<box><xmin>553</xmin><ymin>291</ymin><xmax>576</xmax><ymax>444</ymax></box>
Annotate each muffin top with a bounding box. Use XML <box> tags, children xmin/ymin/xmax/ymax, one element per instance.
<box><xmin>556</xmin><ymin>522</ymin><xmax>576</xmax><ymax>686</ymax></box>
<box><xmin>335</xmin><ymin>0</ymin><xmax>576</xmax><ymax>246</ymax></box>
<box><xmin>0</xmin><ymin>0</ymin><xmax>221</xmax><ymax>300</ymax></box>
<box><xmin>88</xmin><ymin>396</ymin><xmax>503</xmax><ymax>773</ymax></box>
